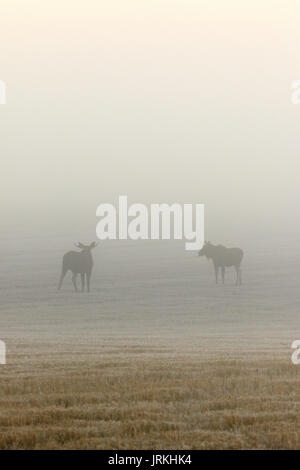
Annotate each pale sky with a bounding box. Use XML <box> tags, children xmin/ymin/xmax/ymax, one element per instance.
<box><xmin>1</xmin><ymin>0</ymin><xmax>299</xmax><ymax>242</ymax></box>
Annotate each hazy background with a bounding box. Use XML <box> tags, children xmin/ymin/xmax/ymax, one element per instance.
<box><xmin>0</xmin><ymin>0</ymin><xmax>300</xmax><ymax>248</ymax></box>
<box><xmin>1</xmin><ymin>4</ymin><xmax>300</xmax><ymax>451</ymax></box>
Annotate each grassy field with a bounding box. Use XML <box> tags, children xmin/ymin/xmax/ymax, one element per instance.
<box><xmin>0</xmin><ymin>237</ymin><xmax>299</xmax><ymax>449</ymax></box>
<box><xmin>0</xmin><ymin>339</ymin><xmax>299</xmax><ymax>450</ymax></box>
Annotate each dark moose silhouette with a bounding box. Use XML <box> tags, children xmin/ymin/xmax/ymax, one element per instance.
<box><xmin>58</xmin><ymin>242</ymin><xmax>97</xmax><ymax>292</ymax></box>
<box><xmin>198</xmin><ymin>241</ymin><xmax>243</xmax><ymax>285</ymax></box>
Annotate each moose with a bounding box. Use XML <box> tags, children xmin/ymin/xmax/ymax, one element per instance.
<box><xmin>58</xmin><ymin>242</ymin><xmax>97</xmax><ymax>292</ymax></box>
<box><xmin>198</xmin><ymin>242</ymin><xmax>243</xmax><ymax>285</ymax></box>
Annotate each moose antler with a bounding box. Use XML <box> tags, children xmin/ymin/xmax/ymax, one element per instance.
<box><xmin>75</xmin><ymin>242</ymin><xmax>85</xmax><ymax>249</ymax></box>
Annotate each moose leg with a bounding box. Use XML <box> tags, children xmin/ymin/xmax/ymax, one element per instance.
<box><xmin>72</xmin><ymin>273</ymin><xmax>78</xmax><ymax>292</ymax></box>
<box><xmin>80</xmin><ymin>273</ymin><xmax>85</xmax><ymax>292</ymax></box>
<box><xmin>86</xmin><ymin>272</ymin><xmax>91</xmax><ymax>293</ymax></box>
<box><xmin>58</xmin><ymin>269</ymin><xmax>67</xmax><ymax>290</ymax></box>
<box><xmin>214</xmin><ymin>265</ymin><xmax>219</xmax><ymax>284</ymax></box>
<box><xmin>235</xmin><ymin>266</ymin><xmax>241</xmax><ymax>285</ymax></box>
<box><xmin>221</xmin><ymin>266</ymin><xmax>225</xmax><ymax>284</ymax></box>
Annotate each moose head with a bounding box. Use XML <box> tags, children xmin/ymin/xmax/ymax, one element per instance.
<box><xmin>198</xmin><ymin>241</ymin><xmax>213</xmax><ymax>258</ymax></box>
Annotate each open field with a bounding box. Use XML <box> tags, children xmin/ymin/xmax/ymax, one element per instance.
<box><xmin>0</xmin><ymin>235</ymin><xmax>299</xmax><ymax>449</ymax></box>
<box><xmin>0</xmin><ymin>340</ymin><xmax>300</xmax><ymax>449</ymax></box>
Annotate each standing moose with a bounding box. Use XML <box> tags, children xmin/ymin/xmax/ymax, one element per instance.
<box><xmin>58</xmin><ymin>242</ymin><xmax>97</xmax><ymax>292</ymax></box>
<box><xmin>198</xmin><ymin>241</ymin><xmax>243</xmax><ymax>285</ymax></box>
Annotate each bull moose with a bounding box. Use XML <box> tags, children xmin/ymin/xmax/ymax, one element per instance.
<box><xmin>198</xmin><ymin>241</ymin><xmax>243</xmax><ymax>285</ymax></box>
<box><xmin>58</xmin><ymin>242</ymin><xmax>97</xmax><ymax>292</ymax></box>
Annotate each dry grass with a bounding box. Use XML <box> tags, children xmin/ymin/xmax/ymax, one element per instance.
<box><xmin>0</xmin><ymin>235</ymin><xmax>299</xmax><ymax>449</ymax></box>
<box><xmin>0</xmin><ymin>341</ymin><xmax>299</xmax><ymax>450</ymax></box>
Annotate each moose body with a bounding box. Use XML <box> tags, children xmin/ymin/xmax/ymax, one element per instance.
<box><xmin>198</xmin><ymin>242</ymin><xmax>243</xmax><ymax>285</ymax></box>
<box><xmin>58</xmin><ymin>242</ymin><xmax>97</xmax><ymax>292</ymax></box>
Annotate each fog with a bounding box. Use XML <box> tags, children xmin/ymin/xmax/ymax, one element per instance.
<box><xmin>1</xmin><ymin>0</ymin><xmax>300</xmax><ymax>248</ymax></box>
<box><xmin>1</xmin><ymin>2</ymin><xmax>300</xmax><ymax>451</ymax></box>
